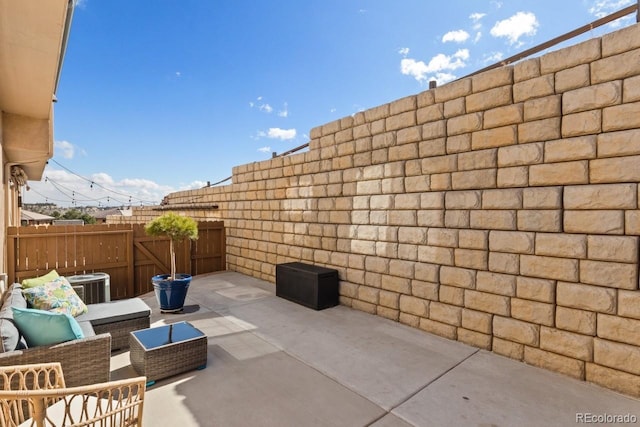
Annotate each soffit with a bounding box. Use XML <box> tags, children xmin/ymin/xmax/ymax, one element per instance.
<box><xmin>0</xmin><ymin>0</ymin><xmax>69</xmax><ymax>119</ymax></box>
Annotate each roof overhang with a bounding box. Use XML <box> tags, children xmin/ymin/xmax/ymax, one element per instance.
<box><xmin>0</xmin><ymin>0</ymin><xmax>74</xmax><ymax>181</ymax></box>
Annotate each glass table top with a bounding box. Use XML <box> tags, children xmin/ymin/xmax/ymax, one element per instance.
<box><xmin>131</xmin><ymin>321</ymin><xmax>205</xmax><ymax>350</ymax></box>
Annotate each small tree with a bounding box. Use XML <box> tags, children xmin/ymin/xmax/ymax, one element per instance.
<box><xmin>145</xmin><ymin>212</ymin><xmax>198</xmax><ymax>280</ymax></box>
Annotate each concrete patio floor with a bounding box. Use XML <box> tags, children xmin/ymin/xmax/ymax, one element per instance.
<box><xmin>110</xmin><ymin>271</ymin><xmax>640</xmax><ymax>427</ymax></box>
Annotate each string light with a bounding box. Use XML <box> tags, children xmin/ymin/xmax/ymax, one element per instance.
<box><xmin>30</xmin><ymin>176</ymin><xmax>145</xmax><ymax>208</ymax></box>
<box><xmin>40</xmin><ymin>159</ymin><xmax>159</xmax><ymax>206</ymax></box>
<box><xmin>30</xmin><ymin>159</ymin><xmax>219</xmax><ymax>210</ymax></box>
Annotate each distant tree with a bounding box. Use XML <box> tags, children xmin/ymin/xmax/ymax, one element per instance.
<box><xmin>62</xmin><ymin>209</ymin><xmax>96</xmax><ymax>224</ymax></box>
<box><xmin>52</xmin><ymin>211</ymin><xmax>61</xmax><ymax>219</ymax></box>
<box><xmin>62</xmin><ymin>209</ymin><xmax>82</xmax><ymax>220</ymax></box>
<box><xmin>82</xmin><ymin>213</ymin><xmax>97</xmax><ymax>224</ymax></box>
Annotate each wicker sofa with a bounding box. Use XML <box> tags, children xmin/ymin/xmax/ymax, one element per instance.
<box><xmin>0</xmin><ymin>283</ymin><xmax>151</xmax><ymax>387</ymax></box>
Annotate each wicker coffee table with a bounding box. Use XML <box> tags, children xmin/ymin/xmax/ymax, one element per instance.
<box><xmin>129</xmin><ymin>321</ymin><xmax>207</xmax><ymax>386</ymax></box>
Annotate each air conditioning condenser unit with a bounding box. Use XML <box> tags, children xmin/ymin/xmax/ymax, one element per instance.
<box><xmin>67</xmin><ymin>273</ymin><xmax>111</xmax><ymax>304</ymax></box>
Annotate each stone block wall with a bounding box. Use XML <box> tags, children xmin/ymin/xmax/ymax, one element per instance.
<box><xmin>121</xmin><ymin>23</ymin><xmax>640</xmax><ymax>397</ymax></box>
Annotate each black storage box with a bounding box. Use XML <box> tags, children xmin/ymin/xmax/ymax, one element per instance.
<box><xmin>276</xmin><ymin>262</ymin><xmax>339</xmax><ymax>310</ymax></box>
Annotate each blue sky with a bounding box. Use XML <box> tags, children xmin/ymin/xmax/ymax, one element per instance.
<box><xmin>24</xmin><ymin>0</ymin><xmax>637</xmax><ymax>207</ymax></box>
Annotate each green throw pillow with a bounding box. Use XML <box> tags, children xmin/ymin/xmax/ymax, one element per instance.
<box><xmin>11</xmin><ymin>307</ymin><xmax>84</xmax><ymax>347</ymax></box>
<box><xmin>22</xmin><ymin>277</ymin><xmax>88</xmax><ymax>317</ymax></box>
<box><xmin>21</xmin><ymin>270</ymin><xmax>60</xmax><ymax>289</ymax></box>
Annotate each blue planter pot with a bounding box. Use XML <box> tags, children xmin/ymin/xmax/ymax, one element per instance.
<box><xmin>152</xmin><ymin>274</ymin><xmax>192</xmax><ymax>312</ymax></box>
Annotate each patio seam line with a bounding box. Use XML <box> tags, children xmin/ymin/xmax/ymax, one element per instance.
<box><xmin>184</xmin><ymin>279</ymin><xmax>484</xmax><ymax>425</ymax></box>
<box><xmin>266</xmin><ymin>345</ymin><xmax>397</xmax><ymax>425</ymax></box>
<box><xmin>206</xmin><ymin>317</ymin><xmax>398</xmax><ymax>424</ymax></box>
<box><xmin>363</xmin><ymin>348</ymin><xmax>482</xmax><ymax>427</ymax></box>
<box><xmin>207</xmin><ymin>298</ymin><xmax>396</xmax><ymax>420</ymax></box>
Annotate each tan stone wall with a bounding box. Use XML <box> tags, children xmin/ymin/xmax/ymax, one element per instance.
<box><xmin>123</xmin><ymin>24</ymin><xmax>640</xmax><ymax>397</ymax></box>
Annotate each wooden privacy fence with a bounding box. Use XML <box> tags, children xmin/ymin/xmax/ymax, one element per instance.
<box><xmin>6</xmin><ymin>221</ymin><xmax>225</xmax><ymax>299</ymax></box>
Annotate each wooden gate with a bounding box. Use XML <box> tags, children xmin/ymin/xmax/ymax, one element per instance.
<box><xmin>7</xmin><ymin>221</ymin><xmax>225</xmax><ymax>299</ymax></box>
<box><xmin>132</xmin><ymin>221</ymin><xmax>225</xmax><ymax>295</ymax></box>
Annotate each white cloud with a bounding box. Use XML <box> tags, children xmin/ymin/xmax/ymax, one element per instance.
<box><xmin>119</xmin><ymin>178</ymin><xmax>164</xmax><ymax>189</ymax></box>
<box><xmin>474</xmin><ymin>32</ymin><xmax>482</xmax><ymax>43</ymax></box>
<box><xmin>278</xmin><ymin>102</ymin><xmax>289</xmax><ymax>118</ymax></box>
<box><xmin>23</xmin><ymin>160</ymin><xmax>210</xmax><ymax>207</ymax></box>
<box><xmin>350</xmin><ymin>104</ymin><xmax>365</xmax><ymax>115</ymax></box>
<box><xmin>54</xmin><ymin>140</ymin><xmax>80</xmax><ymax>159</ymax></box>
<box><xmin>400</xmin><ymin>59</ymin><xmax>429</xmax><ymax>81</ymax></box>
<box><xmin>608</xmin><ymin>14</ymin><xmax>635</xmax><ymax>28</ymax></box>
<box><xmin>266</xmin><ymin>128</ymin><xmax>296</xmax><ymax>140</ymax></box>
<box><xmin>400</xmin><ymin>49</ymin><xmax>469</xmax><ymax>82</ymax></box>
<box><xmin>470</xmin><ymin>12</ymin><xmax>486</xmax><ymax>31</ymax></box>
<box><xmin>91</xmin><ymin>172</ymin><xmax>115</xmax><ymax>185</ymax></box>
<box><xmin>398</xmin><ymin>47</ymin><xmax>410</xmax><ymax>57</ymax></box>
<box><xmin>588</xmin><ymin>0</ymin><xmax>635</xmax><ymax>27</ymax></box>
<box><xmin>442</xmin><ymin>30</ymin><xmax>470</xmax><ymax>43</ymax></box>
<box><xmin>469</xmin><ymin>12</ymin><xmax>487</xmax><ymax>32</ymax></box>
<box><xmin>249</xmin><ymin>96</ymin><xmax>275</xmax><ymax>114</ymax></box>
<box><xmin>175</xmin><ymin>71</ymin><xmax>181</xmax><ymax>77</ymax></box>
<box><xmin>258</xmin><ymin>146</ymin><xmax>271</xmax><ymax>153</ymax></box>
<box><xmin>432</xmin><ymin>73</ymin><xmax>457</xmax><ymax>85</ymax></box>
<box><xmin>250</xmin><ymin>98</ymin><xmax>288</xmax><ymax>116</ymax></box>
<box><xmin>483</xmin><ymin>51</ymin><xmax>504</xmax><ymax>64</ymax></box>
<box><xmin>25</xmin><ymin>167</ymin><xmax>180</xmax><ymax>207</ymax></box>
<box><xmin>490</xmin><ymin>12</ymin><xmax>539</xmax><ymax>46</ymax></box>
<box><xmin>589</xmin><ymin>0</ymin><xmax>634</xmax><ymax>18</ymax></box>
<box><xmin>179</xmin><ymin>180</ymin><xmax>208</xmax><ymax>191</ymax></box>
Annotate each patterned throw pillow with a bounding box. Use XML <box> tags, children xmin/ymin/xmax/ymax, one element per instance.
<box><xmin>22</xmin><ymin>277</ymin><xmax>88</xmax><ymax>317</ymax></box>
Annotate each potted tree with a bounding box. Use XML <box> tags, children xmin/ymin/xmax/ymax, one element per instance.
<box><xmin>145</xmin><ymin>212</ymin><xmax>198</xmax><ymax>312</ymax></box>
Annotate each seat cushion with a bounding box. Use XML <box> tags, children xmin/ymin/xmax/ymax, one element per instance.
<box><xmin>76</xmin><ymin>298</ymin><xmax>151</xmax><ymax>327</ymax></box>
<box><xmin>78</xmin><ymin>321</ymin><xmax>96</xmax><ymax>338</ymax></box>
<box><xmin>0</xmin><ymin>284</ymin><xmax>27</xmax><ymax>352</ymax></box>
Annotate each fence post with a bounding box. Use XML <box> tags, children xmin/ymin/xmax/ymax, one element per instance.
<box><xmin>6</xmin><ymin>227</ymin><xmax>16</xmax><ymax>284</ymax></box>
<box><xmin>126</xmin><ymin>226</ymin><xmax>135</xmax><ymax>298</ymax></box>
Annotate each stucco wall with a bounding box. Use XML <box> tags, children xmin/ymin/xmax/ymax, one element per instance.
<box><xmin>0</xmin><ymin>112</ymin><xmax>5</xmax><ymax>275</ymax></box>
<box><xmin>122</xmin><ymin>23</ymin><xmax>640</xmax><ymax>397</ymax></box>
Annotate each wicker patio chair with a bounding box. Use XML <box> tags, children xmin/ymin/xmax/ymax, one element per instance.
<box><xmin>0</xmin><ymin>362</ymin><xmax>146</xmax><ymax>427</ymax></box>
